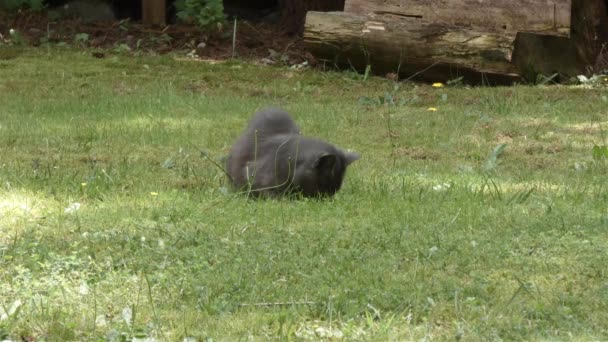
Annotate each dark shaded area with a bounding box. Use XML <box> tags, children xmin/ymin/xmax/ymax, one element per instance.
<box><xmin>571</xmin><ymin>0</ymin><xmax>608</xmax><ymax>71</ymax></box>
<box><xmin>224</xmin><ymin>0</ymin><xmax>279</xmax><ymax>22</ymax></box>
<box><xmin>224</xmin><ymin>0</ymin><xmax>277</xmax><ymax>13</ymax></box>
<box><xmin>317</xmin><ymin>58</ymin><xmax>522</xmax><ymax>86</ymax></box>
<box><xmin>42</xmin><ymin>0</ymin><xmax>345</xmax><ymax>35</ymax></box>
<box><xmin>44</xmin><ymin>0</ymin><xmax>144</xmax><ymax>20</ymax></box>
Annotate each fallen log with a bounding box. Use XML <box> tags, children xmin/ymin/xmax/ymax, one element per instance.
<box><xmin>303</xmin><ymin>11</ymin><xmax>522</xmax><ymax>84</ymax></box>
<box><xmin>344</xmin><ymin>0</ymin><xmax>571</xmax><ymax>37</ymax></box>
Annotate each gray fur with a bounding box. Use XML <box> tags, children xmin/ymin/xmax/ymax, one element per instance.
<box><xmin>226</xmin><ymin>108</ymin><xmax>360</xmax><ymax>198</ymax></box>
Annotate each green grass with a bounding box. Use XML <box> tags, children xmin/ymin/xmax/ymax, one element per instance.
<box><xmin>0</xmin><ymin>47</ymin><xmax>607</xmax><ymax>341</ymax></box>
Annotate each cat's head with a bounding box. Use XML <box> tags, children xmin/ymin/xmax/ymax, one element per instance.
<box><xmin>294</xmin><ymin>148</ymin><xmax>360</xmax><ymax>197</ymax></box>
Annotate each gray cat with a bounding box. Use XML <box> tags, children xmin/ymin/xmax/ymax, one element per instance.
<box><xmin>226</xmin><ymin>108</ymin><xmax>360</xmax><ymax>198</ymax></box>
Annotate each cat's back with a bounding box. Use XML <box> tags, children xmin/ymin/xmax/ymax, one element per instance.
<box><xmin>246</xmin><ymin>108</ymin><xmax>300</xmax><ymax>137</ymax></box>
<box><xmin>227</xmin><ymin>108</ymin><xmax>299</xmax><ymax>188</ymax></box>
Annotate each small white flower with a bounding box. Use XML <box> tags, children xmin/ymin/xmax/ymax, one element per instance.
<box><xmin>122</xmin><ymin>307</ymin><xmax>132</xmax><ymax>326</ymax></box>
<box><xmin>9</xmin><ymin>29</ymin><xmax>15</xmax><ymax>35</ymax></box>
<box><xmin>432</xmin><ymin>183</ymin><xmax>451</xmax><ymax>191</ymax></box>
<box><xmin>18</xmin><ymin>204</ymin><xmax>31</xmax><ymax>212</ymax></box>
<box><xmin>95</xmin><ymin>314</ymin><xmax>107</xmax><ymax>327</ymax></box>
<box><xmin>64</xmin><ymin>202</ymin><xmax>81</xmax><ymax>214</ymax></box>
<box><xmin>0</xmin><ymin>299</ymin><xmax>22</xmax><ymax>321</ymax></box>
<box><xmin>577</xmin><ymin>75</ymin><xmax>590</xmax><ymax>83</ymax></box>
<box><xmin>133</xmin><ymin>338</ymin><xmax>159</xmax><ymax>342</ymax></box>
<box><xmin>314</xmin><ymin>326</ymin><xmax>343</xmax><ymax>338</ymax></box>
<box><xmin>79</xmin><ymin>282</ymin><xmax>89</xmax><ymax>295</ymax></box>
<box><xmin>429</xmin><ymin>246</ymin><xmax>439</xmax><ymax>254</ymax></box>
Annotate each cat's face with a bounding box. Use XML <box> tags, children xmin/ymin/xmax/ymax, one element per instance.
<box><xmin>294</xmin><ymin>150</ymin><xmax>360</xmax><ymax>197</ymax></box>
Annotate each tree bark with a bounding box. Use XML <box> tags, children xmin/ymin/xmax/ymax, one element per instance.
<box><xmin>303</xmin><ymin>11</ymin><xmax>521</xmax><ymax>84</ymax></box>
<box><xmin>142</xmin><ymin>0</ymin><xmax>166</xmax><ymax>26</ymax></box>
<box><xmin>344</xmin><ymin>0</ymin><xmax>571</xmax><ymax>37</ymax></box>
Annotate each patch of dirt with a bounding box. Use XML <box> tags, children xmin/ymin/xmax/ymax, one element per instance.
<box><xmin>523</xmin><ymin>142</ymin><xmax>566</xmax><ymax>155</ymax></box>
<box><xmin>76</xmin><ymin>153</ymin><xmax>112</xmax><ymax>164</ymax></box>
<box><xmin>495</xmin><ymin>132</ymin><xmax>514</xmax><ymax>144</ymax></box>
<box><xmin>395</xmin><ymin>146</ymin><xmax>441</xmax><ymax>160</ymax></box>
<box><xmin>0</xmin><ymin>10</ymin><xmax>310</xmax><ymax>65</ymax></box>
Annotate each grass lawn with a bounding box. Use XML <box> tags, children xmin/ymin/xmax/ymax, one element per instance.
<box><xmin>0</xmin><ymin>47</ymin><xmax>607</xmax><ymax>341</ymax></box>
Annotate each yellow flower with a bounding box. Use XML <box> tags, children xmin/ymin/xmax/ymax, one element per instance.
<box><xmin>81</xmin><ymin>183</ymin><xmax>87</xmax><ymax>187</ymax></box>
<box><xmin>427</xmin><ymin>107</ymin><xmax>438</xmax><ymax>111</ymax></box>
<box><xmin>432</xmin><ymin>82</ymin><xmax>444</xmax><ymax>88</ymax></box>
<box><xmin>150</xmin><ymin>192</ymin><xmax>159</xmax><ymax>196</ymax></box>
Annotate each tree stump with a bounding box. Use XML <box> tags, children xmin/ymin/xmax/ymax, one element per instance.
<box><xmin>512</xmin><ymin>0</ymin><xmax>608</xmax><ymax>79</ymax></box>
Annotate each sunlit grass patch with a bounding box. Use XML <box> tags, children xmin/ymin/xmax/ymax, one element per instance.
<box><xmin>0</xmin><ymin>190</ymin><xmax>49</xmax><ymax>242</ymax></box>
<box><xmin>0</xmin><ymin>191</ymin><xmax>42</xmax><ymax>222</ymax></box>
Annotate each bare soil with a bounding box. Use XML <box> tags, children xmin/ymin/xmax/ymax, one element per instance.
<box><xmin>0</xmin><ymin>10</ymin><xmax>311</xmax><ymax>64</ymax></box>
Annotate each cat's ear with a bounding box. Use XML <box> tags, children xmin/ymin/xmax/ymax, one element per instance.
<box><xmin>314</xmin><ymin>153</ymin><xmax>337</xmax><ymax>171</ymax></box>
<box><xmin>344</xmin><ymin>151</ymin><xmax>360</xmax><ymax>166</ymax></box>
